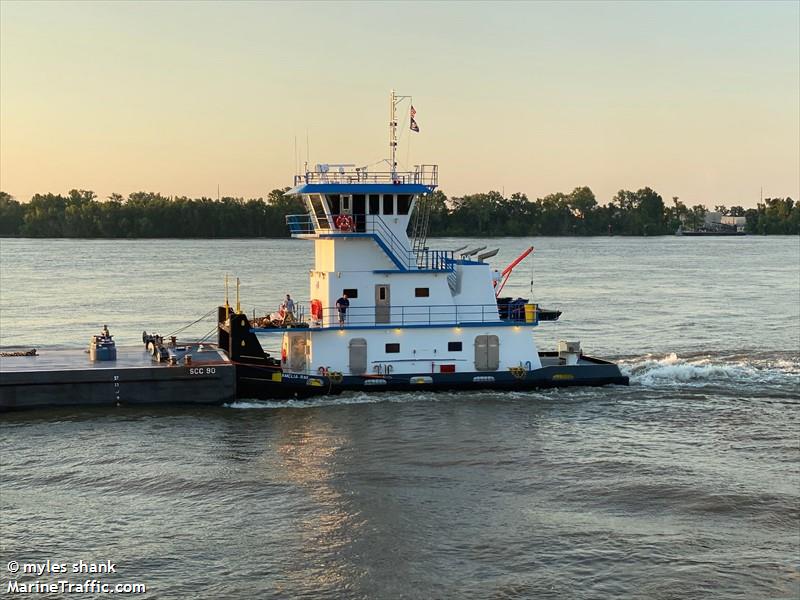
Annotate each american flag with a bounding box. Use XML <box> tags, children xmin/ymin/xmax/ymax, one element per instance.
<box><xmin>410</xmin><ymin>105</ymin><xmax>419</xmax><ymax>132</ymax></box>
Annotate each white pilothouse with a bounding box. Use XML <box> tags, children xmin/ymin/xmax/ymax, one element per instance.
<box><xmin>222</xmin><ymin>92</ymin><xmax>627</xmax><ymax>396</ymax></box>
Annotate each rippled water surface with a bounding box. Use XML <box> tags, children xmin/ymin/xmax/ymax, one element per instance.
<box><xmin>1</xmin><ymin>236</ymin><xmax>798</xmax><ymax>599</ymax></box>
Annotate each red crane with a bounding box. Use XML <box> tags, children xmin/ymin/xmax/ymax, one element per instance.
<box><xmin>494</xmin><ymin>246</ymin><xmax>534</xmax><ymax>297</ymax></box>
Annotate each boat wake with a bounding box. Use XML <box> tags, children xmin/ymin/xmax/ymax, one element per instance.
<box><xmin>226</xmin><ymin>391</ymin><xmax>450</xmax><ymax>410</ymax></box>
<box><xmin>621</xmin><ymin>351</ymin><xmax>799</xmax><ymax>389</ymax></box>
<box><xmin>227</xmin><ymin>384</ymin><xmax>627</xmax><ymax>410</ymax></box>
<box><xmin>225</xmin><ymin>351</ymin><xmax>798</xmax><ymax>410</ymax></box>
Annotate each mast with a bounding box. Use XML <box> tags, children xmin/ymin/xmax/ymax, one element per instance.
<box><xmin>389</xmin><ymin>89</ymin><xmax>397</xmax><ymax>179</ymax></box>
<box><xmin>388</xmin><ymin>90</ymin><xmax>412</xmax><ymax>180</ymax></box>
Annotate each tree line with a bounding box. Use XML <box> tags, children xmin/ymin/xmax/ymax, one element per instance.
<box><xmin>0</xmin><ymin>187</ymin><xmax>797</xmax><ymax>238</ymax></box>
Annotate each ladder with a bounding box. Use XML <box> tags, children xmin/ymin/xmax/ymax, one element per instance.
<box><xmin>410</xmin><ymin>194</ymin><xmax>432</xmax><ymax>266</ymax></box>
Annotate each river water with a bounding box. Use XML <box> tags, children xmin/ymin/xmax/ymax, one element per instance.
<box><xmin>1</xmin><ymin>236</ymin><xmax>798</xmax><ymax>598</ymax></box>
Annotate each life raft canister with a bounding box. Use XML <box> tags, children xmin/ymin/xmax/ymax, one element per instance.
<box><xmin>334</xmin><ymin>214</ymin><xmax>354</xmax><ymax>232</ymax></box>
<box><xmin>311</xmin><ymin>299</ymin><xmax>323</xmax><ymax>320</ymax></box>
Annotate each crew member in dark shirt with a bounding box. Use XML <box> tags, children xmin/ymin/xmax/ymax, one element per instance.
<box><xmin>335</xmin><ymin>293</ymin><xmax>350</xmax><ymax>326</ymax></box>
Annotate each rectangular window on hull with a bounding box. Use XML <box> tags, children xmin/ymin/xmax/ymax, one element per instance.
<box><xmin>343</xmin><ymin>288</ymin><xmax>358</xmax><ymax>298</ymax></box>
<box><xmin>414</xmin><ymin>287</ymin><xmax>430</xmax><ymax>297</ymax></box>
<box><xmin>385</xmin><ymin>343</ymin><xmax>400</xmax><ymax>353</ymax></box>
<box><xmin>448</xmin><ymin>342</ymin><xmax>462</xmax><ymax>352</ymax></box>
<box><xmin>383</xmin><ymin>194</ymin><xmax>394</xmax><ymax>215</ymax></box>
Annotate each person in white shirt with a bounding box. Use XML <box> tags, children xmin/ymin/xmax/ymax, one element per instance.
<box><xmin>282</xmin><ymin>294</ymin><xmax>295</xmax><ymax>321</ymax></box>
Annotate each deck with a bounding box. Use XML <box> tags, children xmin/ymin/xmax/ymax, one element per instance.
<box><xmin>0</xmin><ymin>345</ymin><xmax>229</xmax><ymax>373</ymax></box>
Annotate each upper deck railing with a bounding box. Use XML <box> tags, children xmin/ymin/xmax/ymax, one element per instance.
<box><xmin>250</xmin><ymin>302</ymin><xmax>537</xmax><ymax>331</ymax></box>
<box><xmin>294</xmin><ymin>164</ymin><xmax>438</xmax><ymax>187</ymax></box>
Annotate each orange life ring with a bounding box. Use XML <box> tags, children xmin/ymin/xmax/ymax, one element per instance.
<box><xmin>311</xmin><ymin>299</ymin><xmax>323</xmax><ymax>320</ymax></box>
<box><xmin>335</xmin><ymin>214</ymin><xmax>354</xmax><ymax>232</ymax></box>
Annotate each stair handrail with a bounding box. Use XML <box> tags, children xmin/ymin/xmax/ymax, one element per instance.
<box><xmin>366</xmin><ymin>215</ymin><xmax>414</xmax><ymax>269</ymax></box>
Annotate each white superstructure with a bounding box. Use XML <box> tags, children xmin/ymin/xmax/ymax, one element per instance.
<box><xmin>253</xmin><ymin>91</ymin><xmax>544</xmax><ymax>382</ymax></box>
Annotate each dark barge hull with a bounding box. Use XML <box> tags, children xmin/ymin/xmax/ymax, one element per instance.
<box><xmin>0</xmin><ymin>347</ymin><xmax>235</xmax><ymax>411</ymax></box>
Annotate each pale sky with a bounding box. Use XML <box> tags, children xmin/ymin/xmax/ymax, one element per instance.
<box><xmin>1</xmin><ymin>1</ymin><xmax>798</xmax><ymax>207</ymax></box>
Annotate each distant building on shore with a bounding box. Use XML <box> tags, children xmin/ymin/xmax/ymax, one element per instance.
<box><xmin>703</xmin><ymin>212</ymin><xmax>746</xmax><ymax>233</ymax></box>
<box><xmin>719</xmin><ymin>215</ymin><xmax>747</xmax><ymax>232</ymax></box>
<box><xmin>677</xmin><ymin>211</ymin><xmax>747</xmax><ymax>236</ymax></box>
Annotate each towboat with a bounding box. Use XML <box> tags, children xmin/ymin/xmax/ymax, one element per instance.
<box><xmin>216</xmin><ymin>91</ymin><xmax>628</xmax><ymax>398</ymax></box>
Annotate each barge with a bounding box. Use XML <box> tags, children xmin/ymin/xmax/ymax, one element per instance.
<box><xmin>0</xmin><ymin>329</ymin><xmax>235</xmax><ymax>411</ymax></box>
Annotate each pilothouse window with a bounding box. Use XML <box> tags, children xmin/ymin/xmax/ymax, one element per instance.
<box><xmin>328</xmin><ymin>194</ymin><xmax>341</xmax><ymax>215</ymax></box>
<box><xmin>397</xmin><ymin>195</ymin><xmax>412</xmax><ymax>215</ymax></box>
<box><xmin>382</xmin><ymin>194</ymin><xmax>394</xmax><ymax>215</ymax></box>
<box><xmin>353</xmin><ymin>195</ymin><xmax>366</xmax><ymax>231</ymax></box>
<box><xmin>369</xmin><ymin>195</ymin><xmax>380</xmax><ymax>214</ymax></box>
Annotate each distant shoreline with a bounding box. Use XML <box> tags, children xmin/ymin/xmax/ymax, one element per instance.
<box><xmin>1</xmin><ymin>188</ymin><xmax>797</xmax><ymax>237</ymax></box>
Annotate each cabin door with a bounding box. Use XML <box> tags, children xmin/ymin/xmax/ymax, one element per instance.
<box><xmin>340</xmin><ymin>195</ymin><xmax>352</xmax><ymax>215</ymax></box>
<box><xmin>474</xmin><ymin>334</ymin><xmax>500</xmax><ymax>371</ymax></box>
<box><xmin>287</xmin><ymin>332</ymin><xmax>308</xmax><ymax>372</ymax></box>
<box><xmin>348</xmin><ymin>338</ymin><xmax>367</xmax><ymax>374</ymax></box>
<box><xmin>375</xmin><ymin>285</ymin><xmax>390</xmax><ymax>324</ymax></box>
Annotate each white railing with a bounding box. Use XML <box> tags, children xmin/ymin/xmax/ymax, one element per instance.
<box><xmin>294</xmin><ymin>165</ymin><xmax>438</xmax><ymax>187</ymax></box>
<box><xmin>250</xmin><ymin>302</ymin><xmax>538</xmax><ymax>331</ymax></box>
